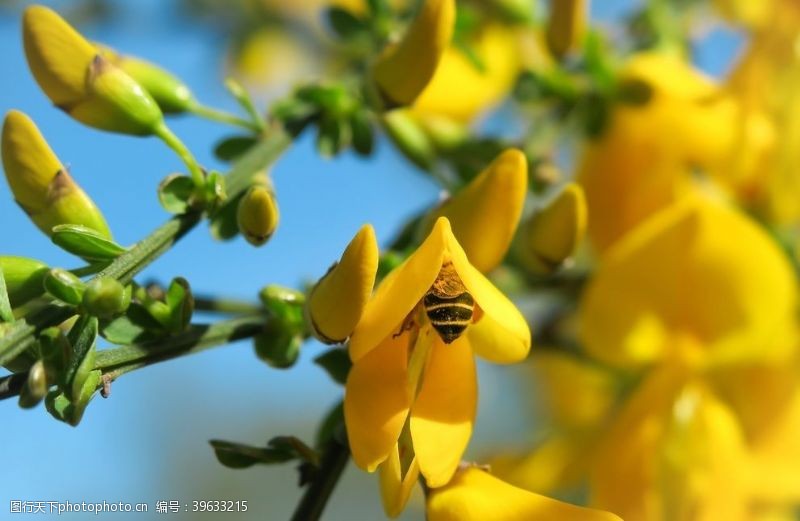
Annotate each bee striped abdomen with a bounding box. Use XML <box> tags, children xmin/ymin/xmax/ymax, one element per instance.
<box><xmin>424</xmin><ymin>291</ymin><xmax>475</xmax><ymax>344</ymax></box>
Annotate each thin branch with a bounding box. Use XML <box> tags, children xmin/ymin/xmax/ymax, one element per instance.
<box><xmin>290</xmin><ymin>432</ymin><xmax>350</xmax><ymax>521</ymax></box>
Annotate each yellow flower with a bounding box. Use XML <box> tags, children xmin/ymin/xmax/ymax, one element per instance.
<box><xmin>306</xmin><ymin>224</ymin><xmax>379</xmax><ymax>344</ymax></box>
<box><xmin>23</xmin><ymin>5</ymin><xmax>164</xmax><ymax>136</ymax></box>
<box><xmin>372</xmin><ymin>0</ymin><xmax>456</xmax><ymax>107</ymax></box>
<box><xmin>427</xmin><ymin>466</ymin><xmax>622</xmax><ymax>521</ymax></box>
<box><xmin>411</xmin><ymin>23</ymin><xmax>521</xmax><ymax>124</ymax></box>
<box><xmin>516</xmin><ymin>182</ymin><xmax>587</xmax><ymax>275</ymax></box>
<box><xmin>577</xmin><ymin>52</ymin><xmax>739</xmax><ymax>253</ymax></box>
<box><xmin>580</xmin><ymin>192</ymin><xmax>796</xmax><ymax>369</ymax></box>
<box><xmin>344</xmin><ymin>217</ymin><xmax>530</xmax><ymax>514</ymax></box>
<box><xmin>1</xmin><ymin>110</ymin><xmax>111</xmax><ymax>238</ymax></box>
<box><xmin>426</xmin><ymin>148</ymin><xmax>528</xmax><ymax>273</ymax></box>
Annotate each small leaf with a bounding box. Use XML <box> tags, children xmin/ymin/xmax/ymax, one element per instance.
<box><xmin>100</xmin><ymin>303</ymin><xmax>165</xmax><ymax>345</ymax></box>
<box><xmin>165</xmin><ymin>277</ymin><xmax>194</xmax><ymax>333</ymax></box>
<box><xmin>314</xmin><ymin>401</ymin><xmax>344</xmax><ymax>449</ymax></box>
<box><xmin>0</xmin><ymin>265</ymin><xmax>13</xmax><ymax>323</ymax></box>
<box><xmin>43</xmin><ymin>269</ymin><xmax>85</xmax><ymax>306</ymax></box>
<box><xmin>349</xmin><ymin>110</ymin><xmax>374</xmax><ymax>157</ymax></box>
<box><xmin>157</xmin><ymin>174</ymin><xmax>196</xmax><ymax>214</ymax></box>
<box><xmin>45</xmin><ymin>390</ymin><xmax>73</xmax><ymax>424</ymax></box>
<box><xmin>214</xmin><ymin>136</ymin><xmax>257</xmax><ymax>163</ymax></box>
<box><xmin>326</xmin><ymin>7</ymin><xmax>368</xmax><ymax>39</ymax></box>
<box><xmin>314</xmin><ymin>348</ymin><xmax>351</xmax><ymax>385</ymax></box>
<box><xmin>209</xmin><ymin>192</ymin><xmax>244</xmax><ymax>241</ymax></box>
<box><xmin>65</xmin><ymin>315</ymin><xmax>98</xmax><ymax>402</ymax></box>
<box><xmin>316</xmin><ymin>117</ymin><xmax>351</xmax><ymax>158</ymax></box>
<box><xmin>209</xmin><ymin>440</ymin><xmax>296</xmax><ymax>469</ymax></box>
<box><xmin>51</xmin><ymin>225</ymin><xmax>126</xmax><ymax>261</ymax></box>
<box><xmin>268</xmin><ymin>436</ymin><xmax>320</xmax><ymax>467</ymax></box>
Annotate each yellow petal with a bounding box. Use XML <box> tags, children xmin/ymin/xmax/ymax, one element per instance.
<box><xmin>446</xmin><ymin>225</ymin><xmax>531</xmax><ymax>363</ymax></box>
<box><xmin>308</xmin><ymin>224</ymin><xmax>379</xmax><ymax>344</ymax></box>
<box><xmin>372</xmin><ymin>0</ymin><xmax>456</xmax><ymax>106</ymax></box>
<box><xmin>428</xmin><ymin>148</ymin><xmax>528</xmax><ymax>273</ymax></box>
<box><xmin>517</xmin><ymin>182</ymin><xmax>587</xmax><ymax>275</ymax></box>
<box><xmin>344</xmin><ymin>332</ymin><xmax>412</xmax><ymax>472</ymax></box>
<box><xmin>427</xmin><ymin>467</ymin><xmax>622</xmax><ymax>521</ymax></box>
<box><xmin>580</xmin><ymin>193</ymin><xmax>797</xmax><ymax>368</ymax></box>
<box><xmin>410</xmin><ymin>333</ymin><xmax>476</xmax><ymax>487</ymax></box>
<box><xmin>22</xmin><ymin>5</ymin><xmax>96</xmax><ymax>106</ymax></box>
<box><xmin>348</xmin><ymin>218</ymin><xmax>447</xmax><ymax>362</ymax></box>
<box><xmin>379</xmin><ymin>443</ymin><xmax>421</xmax><ymax>518</ymax></box>
<box><xmin>546</xmin><ymin>0</ymin><xmax>587</xmax><ymax>59</ymax></box>
<box><xmin>412</xmin><ymin>23</ymin><xmax>521</xmax><ymax>122</ymax></box>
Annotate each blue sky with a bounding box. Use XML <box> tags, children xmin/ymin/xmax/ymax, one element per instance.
<box><xmin>0</xmin><ymin>1</ymin><xmax>742</xmax><ymax>519</ymax></box>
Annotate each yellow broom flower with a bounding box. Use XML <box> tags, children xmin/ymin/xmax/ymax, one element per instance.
<box><xmin>1</xmin><ymin>110</ymin><xmax>110</xmax><ymax>238</ymax></box>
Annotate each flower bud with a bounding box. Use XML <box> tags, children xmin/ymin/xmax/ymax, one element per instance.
<box><xmin>237</xmin><ymin>184</ymin><xmax>280</xmax><ymax>246</ymax></box>
<box><xmin>82</xmin><ymin>277</ymin><xmax>130</xmax><ymax>318</ymax></box>
<box><xmin>517</xmin><ymin>182</ymin><xmax>587</xmax><ymax>275</ymax></box>
<box><xmin>381</xmin><ymin>110</ymin><xmax>435</xmax><ymax>170</ymax></box>
<box><xmin>546</xmin><ymin>0</ymin><xmax>587</xmax><ymax>59</ymax></box>
<box><xmin>2</xmin><ymin>111</ymin><xmax>111</xmax><ymax>238</ymax></box>
<box><xmin>18</xmin><ymin>360</ymin><xmax>48</xmax><ymax>409</ymax></box>
<box><xmin>426</xmin><ymin>148</ymin><xmax>528</xmax><ymax>272</ymax></box>
<box><xmin>254</xmin><ymin>322</ymin><xmax>302</xmax><ymax>369</ymax></box>
<box><xmin>372</xmin><ymin>0</ymin><xmax>456</xmax><ymax>107</ymax></box>
<box><xmin>98</xmin><ymin>45</ymin><xmax>195</xmax><ymax>114</ymax></box>
<box><xmin>22</xmin><ymin>6</ymin><xmax>165</xmax><ymax>136</ymax></box>
<box><xmin>0</xmin><ymin>256</ymin><xmax>49</xmax><ymax>307</ymax></box>
<box><xmin>306</xmin><ymin>225</ymin><xmax>379</xmax><ymax>344</ymax></box>
<box><xmin>43</xmin><ymin>269</ymin><xmax>86</xmax><ymax>306</ymax></box>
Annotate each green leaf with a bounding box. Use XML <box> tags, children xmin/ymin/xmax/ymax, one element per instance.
<box><xmin>157</xmin><ymin>174</ymin><xmax>196</xmax><ymax>214</ymax></box>
<box><xmin>314</xmin><ymin>348</ymin><xmax>351</xmax><ymax>385</ymax></box>
<box><xmin>100</xmin><ymin>303</ymin><xmax>165</xmax><ymax>345</ymax></box>
<box><xmin>45</xmin><ymin>390</ymin><xmax>72</xmax><ymax>424</ymax></box>
<box><xmin>316</xmin><ymin>117</ymin><xmax>351</xmax><ymax>158</ymax></box>
<box><xmin>253</xmin><ymin>323</ymin><xmax>302</xmax><ymax>369</ymax></box>
<box><xmin>165</xmin><ymin>277</ymin><xmax>194</xmax><ymax>333</ymax></box>
<box><xmin>43</xmin><ymin>269</ymin><xmax>86</xmax><ymax>306</ymax></box>
<box><xmin>349</xmin><ymin>110</ymin><xmax>374</xmax><ymax>157</ymax></box>
<box><xmin>268</xmin><ymin>436</ymin><xmax>320</xmax><ymax>466</ymax></box>
<box><xmin>65</xmin><ymin>315</ymin><xmax>98</xmax><ymax>402</ymax></box>
<box><xmin>314</xmin><ymin>401</ymin><xmax>344</xmax><ymax>449</ymax></box>
<box><xmin>0</xmin><ymin>265</ymin><xmax>13</xmax><ymax>323</ymax></box>
<box><xmin>51</xmin><ymin>225</ymin><xmax>127</xmax><ymax>261</ymax></box>
<box><xmin>326</xmin><ymin>7</ymin><xmax>368</xmax><ymax>39</ymax></box>
<box><xmin>208</xmin><ymin>192</ymin><xmax>244</xmax><ymax>241</ymax></box>
<box><xmin>214</xmin><ymin>136</ymin><xmax>257</xmax><ymax>163</ymax></box>
<box><xmin>209</xmin><ymin>440</ymin><xmax>297</xmax><ymax>469</ymax></box>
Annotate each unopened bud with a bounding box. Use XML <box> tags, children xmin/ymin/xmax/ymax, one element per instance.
<box><xmin>306</xmin><ymin>225</ymin><xmax>379</xmax><ymax>344</ymax></box>
<box><xmin>18</xmin><ymin>360</ymin><xmax>48</xmax><ymax>409</ymax></box>
<box><xmin>546</xmin><ymin>0</ymin><xmax>588</xmax><ymax>59</ymax></box>
<box><xmin>426</xmin><ymin>149</ymin><xmax>528</xmax><ymax>272</ymax></box>
<box><xmin>254</xmin><ymin>322</ymin><xmax>302</xmax><ymax>369</ymax></box>
<box><xmin>43</xmin><ymin>269</ymin><xmax>86</xmax><ymax>306</ymax></box>
<box><xmin>0</xmin><ymin>256</ymin><xmax>49</xmax><ymax>307</ymax></box>
<box><xmin>372</xmin><ymin>0</ymin><xmax>456</xmax><ymax>107</ymax></box>
<box><xmin>82</xmin><ymin>277</ymin><xmax>130</xmax><ymax>318</ymax></box>
<box><xmin>517</xmin><ymin>182</ymin><xmax>587</xmax><ymax>274</ymax></box>
<box><xmin>2</xmin><ymin>111</ymin><xmax>111</xmax><ymax>237</ymax></box>
<box><xmin>99</xmin><ymin>45</ymin><xmax>195</xmax><ymax>114</ymax></box>
<box><xmin>237</xmin><ymin>184</ymin><xmax>280</xmax><ymax>246</ymax></box>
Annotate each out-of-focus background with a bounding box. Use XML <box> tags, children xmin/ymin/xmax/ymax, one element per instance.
<box><xmin>0</xmin><ymin>0</ymin><xmax>741</xmax><ymax>519</ymax></box>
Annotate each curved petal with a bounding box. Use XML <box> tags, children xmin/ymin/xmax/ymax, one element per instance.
<box><xmin>427</xmin><ymin>467</ymin><xmax>622</xmax><ymax>521</ymax></box>
<box><xmin>348</xmin><ymin>219</ymin><xmax>447</xmax><ymax>361</ymax></box>
<box><xmin>379</xmin><ymin>443</ymin><xmax>421</xmax><ymax>518</ymax></box>
<box><xmin>344</xmin><ymin>333</ymin><xmax>411</xmax><ymax>472</ymax></box>
<box><xmin>411</xmin><ymin>334</ymin><xmax>476</xmax><ymax>487</ymax></box>
<box><xmin>446</xmin><ymin>228</ymin><xmax>531</xmax><ymax>363</ymax></box>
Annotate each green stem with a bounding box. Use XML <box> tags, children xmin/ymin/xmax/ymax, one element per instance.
<box><xmin>289</xmin><ymin>434</ymin><xmax>350</xmax><ymax>521</ymax></box>
<box><xmin>96</xmin><ymin>315</ymin><xmax>266</xmax><ymax>380</ymax></box>
<box><xmin>189</xmin><ymin>103</ymin><xmax>262</xmax><ymax>133</ymax></box>
<box><xmin>154</xmin><ymin>123</ymin><xmax>206</xmax><ymax>187</ymax></box>
<box><xmin>194</xmin><ymin>296</ymin><xmax>263</xmax><ymax>315</ymax></box>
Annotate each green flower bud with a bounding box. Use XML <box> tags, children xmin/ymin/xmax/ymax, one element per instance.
<box><xmin>381</xmin><ymin>110</ymin><xmax>435</xmax><ymax>170</ymax></box>
<box><xmin>254</xmin><ymin>320</ymin><xmax>302</xmax><ymax>369</ymax></box>
<box><xmin>2</xmin><ymin>111</ymin><xmax>111</xmax><ymax>238</ymax></box>
<box><xmin>98</xmin><ymin>46</ymin><xmax>195</xmax><ymax>114</ymax></box>
<box><xmin>82</xmin><ymin>277</ymin><xmax>130</xmax><ymax>318</ymax></box>
<box><xmin>18</xmin><ymin>359</ymin><xmax>48</xmax><ymax>409</ymax></box>
<box><xmin>237</xmin><ymin>184</ymin><xmax>279</xmax><ymax>246</ymax></box>
<box><xmin>259</xmin><ymin>285</ymin><xmax>305</xmax><ymax>326</ymax></box>
<box><xmin>0</xmin><ymin>256</ymin><xmax>49</xmax><ymax>307</ymax></box>
<box><xmin>43</xmin><ymin>268</ymin><xmax>86</xmax><ymax>306</ymax></box>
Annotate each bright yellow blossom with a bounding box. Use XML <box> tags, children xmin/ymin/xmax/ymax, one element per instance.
<box><xmin>427</xmin><ymin>466</ymin><xmax>622</xmax><ymax>521</ymax></box>
<box><xmin>344</xmin><ymin>217</ymin><xmax>530</xmax><ymax>515</ymax></box>
<box><xmin>577</xmin><ymin>52</ymin><xmax>741</xmax><ymax>253</ymax></box>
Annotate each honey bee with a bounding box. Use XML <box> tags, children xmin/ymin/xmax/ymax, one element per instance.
<box><xmin>423</xmin><ymin>262</ymin><xmax>475</xmax><ymax>344</ymax></box>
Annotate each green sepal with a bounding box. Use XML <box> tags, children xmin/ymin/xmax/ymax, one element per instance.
<box><xmin>253</xmin><ymin>322</ymin><xmax>302</xmax><ymax>369</ymax></box>
<box><xmin>158</xmin><ymin>174</ymin><xmax>196</xmax><ymax>214</ymax></box>
<box><xmin>51</xmin><ymin>224</ymin><xmax>126</xmax><ymax>261</ymax></box>
<box><xmin>100</xmin><ymin>303</ymin><xmax>166</xmax><ymax>345</ymax></box>
<box><xmin>45</xmin><ymin>390</ymin><xmax>72</xmax><ymax>423</ymax></box>
<box><xmin>164</xmin><ymin>277</ymin><xmax>194</xmax><ymax>333</ymax></box>
<box><xmin>43</xmin><ymin>269</ymin><xmax>86</xmax><ymax>306</ymax></box>
<box><xmin>313</xmin><ymin>348</ymin><xmax>351</xmax><ymax>385</ymax></box>
<box><xmin>208</xmin><ymin>191</ymin><xmax>244</xmax><ymax>241</ymax></box>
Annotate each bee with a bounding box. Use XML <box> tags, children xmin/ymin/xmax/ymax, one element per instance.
<box><xmin>423</xmin><ymin>262</ymin><xmax>475</xmax><ymax>344</ymax></box>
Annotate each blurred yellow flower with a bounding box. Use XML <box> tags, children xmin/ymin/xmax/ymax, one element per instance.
<box><xmin>577</xmin><ymin>52</ymin><xmax>739</xmax><ymax>253</ymax></box>
<box><xmin>427</xmin><ymin>466</ymin><xmax>622</xmax><ymax>521</ymax></box>
<box><xmin>344</xmin><ymin>217</ymin><xmax>530</xmax><ymax>515</ymax></box>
